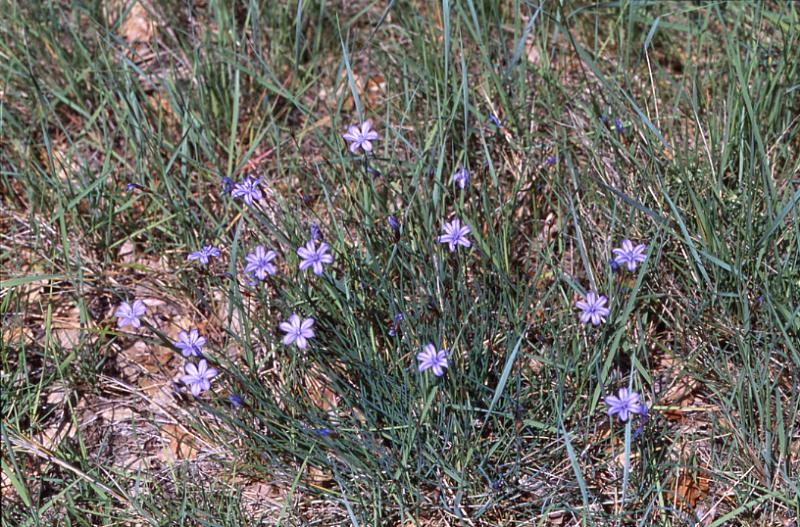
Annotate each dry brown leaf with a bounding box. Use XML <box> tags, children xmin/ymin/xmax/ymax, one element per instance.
<box><xmin>51</xmin><ymin>304</ymin><xmax>83</xmax><ymax>350</ymax></box>
<box><xmin>662</xmin><ymin>376</ymin><xmax>699</xmax><ymax>404</ymax></box>
<box><xmin>305</xmin><ymin>465</ymin><xmax>333</xmax><ymax>486</ymax></box>
<box><xmin>116</xmin><ymin>340</ymin><xmax>175</xmax><ymax>384</ymax></box>
<box><xmin>0</xmin><ymin>470</ymin><xmax>14</xmax><ymax>502</ymax></box>
<box><xmin>120</xmin><ymin>2</ymin><xmax>153</xmax><ymax>45</ymax></box>
<box><xmin>241</xmin><ymin>480</ymin><xmax>284</xmax><ymax>503</ymax></box>
<box><xmin>137</xmin><ymin>376</ymin><xmax>175</xmax><ymax>407</ymax></box>
<box><xmin>665</xmin><ymin>470</ymin><xmax>710</xmax><ymax>510</ymax></box>
<box><xmin>364</xmin><ymin>75</ymin><xmax>386</xmax><ymax>108</ymax></box>
<box><xmin>331</xmin><ymin>72</ymin><xmax>386</xmax><ymax>112</ymax></box>
<box><xmin>2</xmin><ymin>326</ymin><xmax>33</xmax><ymax>347</ymax></box>
<box><xmin>38</xmin><ymin>137</ymin><xmax>78</xmax><ymax>183</ymax></box>
<box><xmin>97</xmin><ymin>405</ymin><xmax>136</xmax><ymax>424</ymax></box>
<box><xmin>117</xmin><ymin>239</ymin><xmax>136</xmax><ymax>264</ymax></box>
<box><xmin>161</xmin><ymin>424</ymin><xmax>199</xmax><ymax>462</ymax></box>
<box><xmin>303</xmin><ymin>367</ymin><xmax>338</xmax><ymax>413</ymax></box>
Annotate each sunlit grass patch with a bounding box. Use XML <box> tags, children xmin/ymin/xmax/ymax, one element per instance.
<box><xmin>2</xmin><ymin>1</ymin><xmax>798</xmax><ymax>525</ymax></box>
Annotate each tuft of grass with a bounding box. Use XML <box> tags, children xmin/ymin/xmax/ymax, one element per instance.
<box><xmin>2</xmin><ymin>1</ymin><xmax>798</xmax><ymax>525</ymax></box>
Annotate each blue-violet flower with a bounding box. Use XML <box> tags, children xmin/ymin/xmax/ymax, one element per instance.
<box><xmin>437</xmin><ymin>219</ymin><xmax>472</xmax><ymax>252</ymax></box>
<box><xmin>417</xmin><ymin>343</ymin><xmax>449</xmax><ymax>377</ymax></box>
<box><xmin>297</xmin><ymin>240</ymin><xmax>333</xmax><ymax>276</ymax></box>
<box><xmin>605</xmin><ymin>387</ymin><xmax>644</xmax><ymax>422</ymax></box>
<box><xmin>245</xmin><ymin>245</ymin><xmax>278</xmax><ymax>280</ymax></box>
<box><xmin>388</xmin><ymin>215</ymin><xmax>400</xmax><ymax>233</ymax></box>
<box><xmin>181</xmin><ymin>359</ymin><xmax>217</xmax><ymax>397</ymax></box>
<box><xmin>231</xmin><ymin>177</ymin><xmax>262</xmax><ymax>206</ymax></box>
<box><xmin>612</xmin><ymin>240</ymin><xmax>647</xmax><ymax>272</ymax></box>
<box><xmin>115</xmin><ymin>300</ymin><xmax>146</xmax><ymax>329</ymax></box>
<box><xmin>279</xmin><ymin>314</ymin><xmax>315</xmax><ymax>349</ymax></box>
<box><xmin>175</xmin><ymin>329</ymin><xmax>207</xmax><ymax>358</ymax></box>
<box><xmin>187</xmin><ymin>246</ymin><xmax>221</xmax><ymax>266</ymax></box>
<box><xmin>342</xmin><ymin>120</ymin><xmax>379</xmax><ymax>154</ymax></box>
<box><xmin>576</xmin><ymin>292</ymin><xmax>610</xmax><ymax>326</ymax></box>
<box><xmin>452</xmin><ymin>167</ymin><xmax>470</xmax><ymax>189</ymax></box>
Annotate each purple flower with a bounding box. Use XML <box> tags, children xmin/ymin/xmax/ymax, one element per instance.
<box><xmin>576</xmin><ymin>292</ymin><xmax>610</xmax><ymax>326</ymax></box>
<box><xmin>229</xmin><ymin>394</ymin><xmax>243</xmax><ymax>408</ymax></box>
<box><xmin>545</xmin><ymin>155</ymin><xmax>557</xmax><ymax>166</ymax></box>
<box><xmin>417</xmin><ymin>343</ymin><xmax>448</xmax><ymax>377</ymax></box>
<box><xmin>115</xmin><ymin>300</ymin><xmax>146</xmax><ymax>329</ymax></box>
<box><xmin>437</xmin><ymin>218</ymin><xmax>472</xmax><ymax>252</ymax></box>
<box><xmin>187</xmin><ymin>246</ymin><xmax>221</xmax><ymax>265</ymax></box>
<box><xmin>231</xmin><ymin>177</ymin><xmax>262</xmax><ymax>206</ymax></box>
<box><xmin>180</xmin><ymin>359</ymin><xmax>218</xmax><ymax>397</ymax></box>
<box><xmin>388</xmin><ymin>215</ymin><xmax>400</xmax><ymax>233</ymax></box>
<box><xmin>612</xmin><ymin>240</ymin><xmax>647</xmax><ymax>272</ymax></box>
<box><xmin>221</xmin><ymin>176</ymin><xmax>234</xmax><ymax>194</ymax></box>
<box><xmin>279</xmin><ymin>314</ymin><xmax>315</xmax><ymax>349</ymax></box>
<box><xmin>388</xmin><ymin>312</ymin><xmax>404</xmax><ymax>336</ymax></box>
<box><xmin>175</xmin><ymin>329</ymin><xmax>207</xmax><ymax>358</ymax></box>
<box><xmin>633</xmin><ymin>403</ymin><xmax>649</xmax><ymax>439</ymax></box>
<box><xmin>245</xmin><ymin>245</ymin><xmax>278</xmax><ymax>280</ymax></box>
<box><xmin>489</xmin><ymin>114</ymin><xmax>503</xmax><ymax>127</ymax></box>
<box><xmin>452</xmin><ymin>167</ymin><xmax>470</xmax><ymax>189</ymax></box>
<box><xmin>605</xmin><ymin>388</ymin><xmax>644</xmax><ymax>422</ymax></box>
<box><xmin>614</xmin><ymin>117</ymin><xmax>624</xmax><ymax>135</ymax></box>
<box><xmin>310</xmin><ymin>223</ymin><xmax>320</xmax><ymax>241</ymax></box>
<box><xmin>297</xmin><ymin>240</ymin><xmax>333</xmax><ymax>276</ymax></box>
<box><xmin>342</xmin><ymin>120</ymin><xmax>380</xmax><ymax>154</ymax></box>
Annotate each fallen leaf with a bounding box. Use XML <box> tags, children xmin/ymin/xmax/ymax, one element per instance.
<box><xmin>302</xmin><ymin>367</ymin><xmax>338</xmax><ymax>413</ymax></box>
<box><xmin>120</xmin><ymin>2</ymin><xmax>153</xmax><ymax>45</ymax></box>
<box><xmin>305</xmin><ymin>465</ymin><xmax>333</xmax><ymax>486</ymax></box>
<box><xmin>666</xmin><ymin>469</ymin><xmax>710</xmax><ymax>510</ymax></box>
<box><xmin>364</xmin><ymin>75</ymin><xmax>386</xmax><ymax>108</ymax></box>
<box><xmin>333</xmin><ymin>73</ymin><xmax>386</xmax><ymax>112</ymax></box>
<box><xmin>161</xmin><ymin>424</ymin><xmax>199</xmax><ymax>462</ymax></box>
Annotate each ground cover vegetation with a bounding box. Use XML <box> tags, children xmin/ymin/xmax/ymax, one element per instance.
<box><xmin>1</xmin><ymin>1</ymin><xmax>798</xmax><ymax>525</ymax></box>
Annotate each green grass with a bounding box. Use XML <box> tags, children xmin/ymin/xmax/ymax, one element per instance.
<box><xmin>1</xmin><ymin>1</ymin><xmax>798</xmax><ymax>525</ymax></box>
